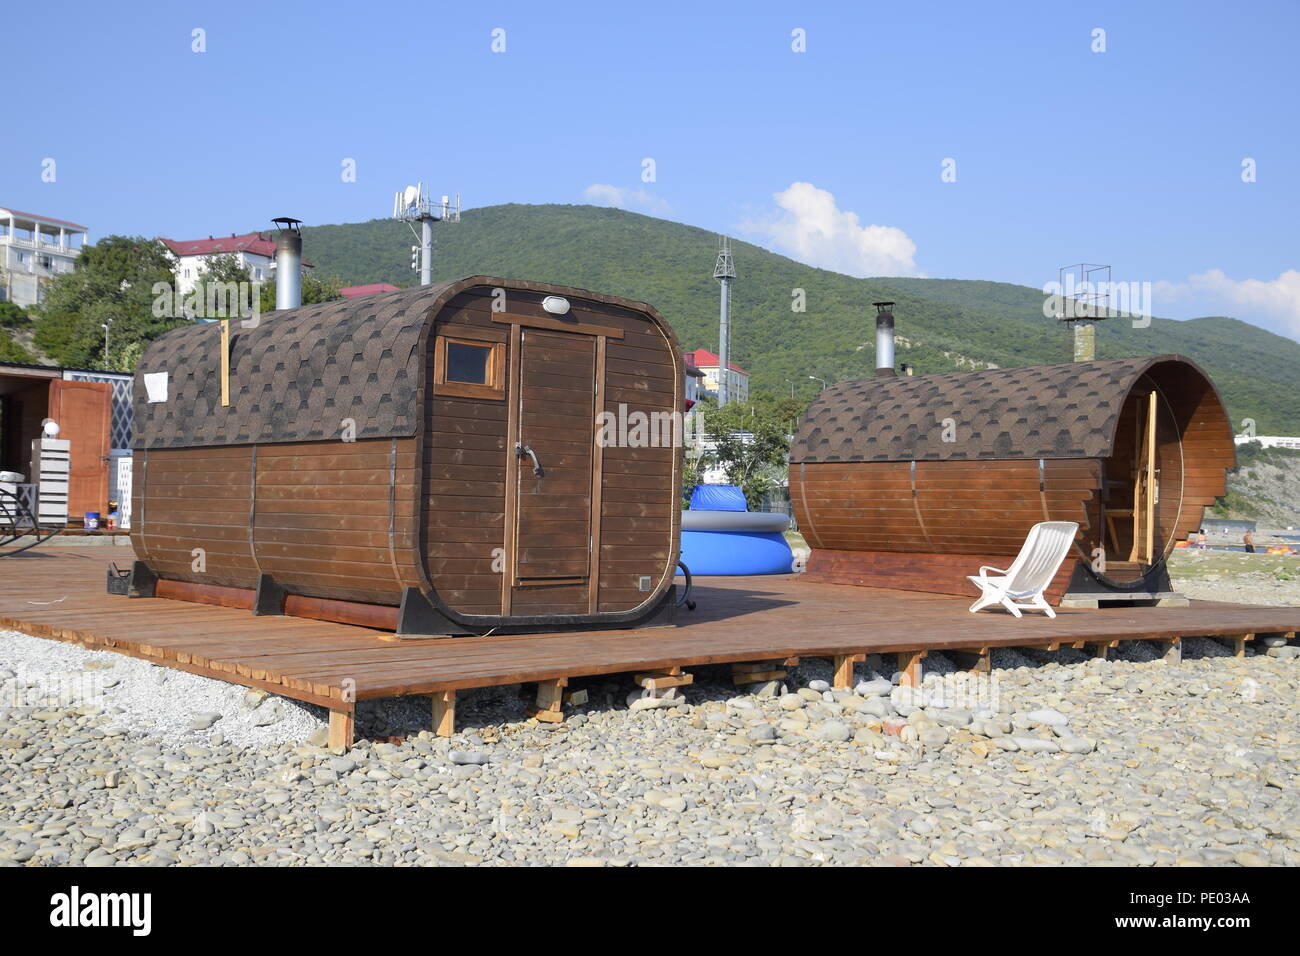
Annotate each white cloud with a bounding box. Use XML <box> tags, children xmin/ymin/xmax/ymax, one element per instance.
<box><xmin>1153</xmin><ymin>269</ymin><xmax>1300</xmax><ymax>340</ymax></box>
<box><xmin>583</xmin><ymin>183</ymin><xmax>669</xmax><ymax>213</ymax></box>
<box><xmin>741</xmin><ymin>182</ymin><xmax>921</xmax><ymax>278</ymax></box>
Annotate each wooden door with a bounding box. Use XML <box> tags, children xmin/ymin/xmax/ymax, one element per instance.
<box><xmin>48</xmin><ymin>379</ymin><xmax>111</xmax><ymax>522</ymax></box>
<box><xmin>510</xmin><ymin>329</ymin><xmax>598</xmax><ymax>604</ymax></box>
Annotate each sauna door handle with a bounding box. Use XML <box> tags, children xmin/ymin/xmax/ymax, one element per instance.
<box><xmin>515</xmin><ymin>442</ymin><xmax>545</xmax><ymax>477</ymax></box>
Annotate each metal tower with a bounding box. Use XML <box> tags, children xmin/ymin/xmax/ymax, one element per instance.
<box><xmin>713</xmin><ymin>236</ymin><xmax>737</xmax><ymax>406</ymax></box>
<box><xmin>393</xmin><ymin>184</ymin><xmax>460</xmax><ymax>286</ymax></box>
<box><xmin>1056</xmin><ymin>263</ymin><xmax>1112</xmax><ymax>361</ymax></box>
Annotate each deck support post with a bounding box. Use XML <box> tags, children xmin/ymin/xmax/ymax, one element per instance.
<box><xmin>1086</xmin><ymin>639</ymin><xmax>1118</xmax><ymax>660</ymax></box>
<box><xmin>732</xmin><ymin>659</ymin><xmax>794</xmax><ymax>687</ymax></box>
<box><xmin>431</xmin><ymin>690</ymin><xmax>456</xmax><ymax>737</ymax></box>
<box><xmin>897</xmin><ymin>650</ymin><xmax>927</xmax><ymax>688</ymax></box>
<box><xmin>635</xmin><ymin>666</ymin><xmax>693</xmax><ymax>693</ymax></box>
<box><xmin>948</xmin><ymin>647</ymin><xmax>990</xmax><ymax>675</ymax></box>
<box><xmin>528</xmin><ymin>678</ymin><xmax>568</xmax><ymax>724</ymax></box>
<box><xmin>1162</xmin><ymin>637</ymin><xmax>1182</xmax><ymax>665</ymax></box>
<box><xmin>832</xmin><ymin>654</ymin><xmax>864</xmax><ymax>689</ymax></box>
<box><xmin>1229</xmin><ymin>633</ymin><xmax>1254</xmax><ymax>658</ymax></box>
<box><xmin>328</xmin><ymin>709</ymin><xmax>355</xmax><ymax>753</ymax></box>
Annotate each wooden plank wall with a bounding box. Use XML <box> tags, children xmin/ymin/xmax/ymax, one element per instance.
<box><xmin>131</xmin><ymin>439</ymin><xmax>419</xmax><ymax>605</ymax></box>
<box><xmin>793</xmin><ymin>458</ymin><xmax>1099</xmax><ymax>557</ymax></box>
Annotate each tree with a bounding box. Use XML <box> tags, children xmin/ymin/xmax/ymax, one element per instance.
<box><xmin>0</xmin><ymin>302</ymin><xmax>32</xmax><ymax>330</ymax></box>
<box><xmin>33</xmin><ymin>236</ymin><xmax>184</xmax><ymax>369</ymax></box>
<box><xmin>686</xmin><ymin>396</ymin><xmax>803</xmax><ymax>509</ymax></box>
<box><xmin>0</xmin><ymin>332</ymin><xmax>36</xmax><ymax>363</ymax></box>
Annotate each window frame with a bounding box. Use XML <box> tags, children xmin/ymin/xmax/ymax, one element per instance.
<box><xmin>433</xmin><ymin>333</ymin><xmax>505</xmax><ymax>400</ymax></box>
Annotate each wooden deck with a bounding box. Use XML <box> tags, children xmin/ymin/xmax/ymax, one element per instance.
<box><xmin>2</xmin><ymin>548</ymin><xmax>1297</xmax><ymax>749</ymax></box>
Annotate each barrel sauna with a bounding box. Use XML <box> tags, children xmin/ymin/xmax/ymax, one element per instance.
<box><xmin>789</xmin><ymin>354</ymin><xmax>1236</xmax><ymax>604</ymax></box>
<box><xmin>126</xmin><ymin>277</ymin><xmax>683</xmax><ymax>635</ymax></box>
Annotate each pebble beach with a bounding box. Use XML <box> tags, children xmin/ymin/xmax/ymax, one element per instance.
<box><xmin>1</xmin><ymin>602</ymin><xmax>1296</xmax><ymax>866</ymax></box>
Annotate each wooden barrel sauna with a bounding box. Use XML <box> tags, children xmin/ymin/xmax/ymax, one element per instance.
<box><xmin>127</xmin><ymin>277</ymin><xmax>684</xmax><ymax>635</ymax></box>
<box><xmin>789</xmin><ymin>355</ymin><xmax>1235</xmax><ymax>603</ymax></box>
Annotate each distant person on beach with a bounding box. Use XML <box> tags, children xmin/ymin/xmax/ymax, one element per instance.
<box><xmin>1197</xmin><ymin>529</ymin><xmax>1208</xmax><ymax>549</ymax></box>
<box><xmin>1244</xmin><ymin>530</ymin><xmax>1256</xmax><ymax>553</ymax></box>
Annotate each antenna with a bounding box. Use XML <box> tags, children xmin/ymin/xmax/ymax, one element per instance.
<box><xmin>713</xmin><ymin>236</ymin><xmax>736</xmax><ymax>406</ymax></box>
<box><xmin>1057</xmin><ymin>262</ymin><xmax>1111</xmax><ymax>361</ymax></box>
<box><xmin>392</xmin><ymin>182</ymin><xmax>461</xmax><ymax>285</ymax></box>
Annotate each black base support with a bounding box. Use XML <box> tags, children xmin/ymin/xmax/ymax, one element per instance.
<box><xmin>1066</xmin><ymin>558</ymin><xmax>1173</xmax><ymax>595</ymax></box>
<box><xmin>397</xmin><ymin>586</ymin><xmax>475</xmax><ymax>638</ymax></box>
<box><xmin>253</xmin><ymin>573</ymin><xmax>288</xmax><ymax>616</ymax></box>
<box><xmin>126</xmin><ymin>560</ymin><xmax>158</xmax><ymax>598</ymax></box>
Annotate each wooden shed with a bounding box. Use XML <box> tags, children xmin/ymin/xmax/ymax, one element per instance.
<box><xmin>125</xmin><ymin>277</ymin><xmax>684</xmax><ymax>635</ymax></box>
<box><xmin>789</xmin><ymin>355</ymin><xmax>1235</xmax><ymax>603</ymax></box>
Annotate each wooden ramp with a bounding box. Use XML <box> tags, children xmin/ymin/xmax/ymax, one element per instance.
<box><xmin>1</xmin><ymin>549</ymin><xmax>1296</xmax><ymax>749</ymax></box>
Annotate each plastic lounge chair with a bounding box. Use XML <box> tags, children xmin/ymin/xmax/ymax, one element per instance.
<box><xmin>967</xmin><ymin>521</ymin><xmax>1080</xmax><ymax>619</ymax></box>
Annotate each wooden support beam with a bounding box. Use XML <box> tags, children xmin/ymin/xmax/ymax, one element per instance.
<box><xmin>431</xmin><ymin>689</ymin><xmax>455</xmax><ymax>738</ymax></box>
<box><xmin>1090</xmin><ymin>641</ymin><xmax>1111</xmax><ymax>660</ymax></box>
<box><xmin>328</xmin><ymin>709</ymin><xmax>355</xmax><ymax>752</ymax></box>
<box><xmin>832</xmin><ymin>653</ymin><xmax>864</xmax><ymax>689</ymax></box>
<box><xmin>220</xmin><ymin>319</ymin><xmax>231</xmax><ymax>408</ymax></box>
<box><xmin>732</xmin><ymin>660</ymin><xmax>787</xmax><ymax>686</ymax></box>
<box><xmin>635</xmin><ymin>666</ymin><xmax>693</xmax><ymax>691</ymax></box>
<box><xmin>897</xmin><ymin>649</ymin><xmax>927</xmax><ymax>687</ymax></box>
<box><xmin>1222</xmin><ymin>632</ymin><xmax>1254</xmax><ymax>658</ymax></box>
<box><xmin>528</xmin><ymin>677</ymin><xmax>568</xmax><ymax>723</ymax></box>
<box><xmin>1162</xmin><ymin>637</ymin><xmax>1182</xmax><ymax>665</ymax></box>
<box><xmin>947</xmin><ymin>647</ymin><xmax>990</xmax><ymax>675</ymax></box>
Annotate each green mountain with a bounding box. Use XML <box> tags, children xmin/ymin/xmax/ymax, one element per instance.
<box><xmin>295</xmin><ymin>203</ymin><xmax>1300</xmax><ymax>433</ymax></box>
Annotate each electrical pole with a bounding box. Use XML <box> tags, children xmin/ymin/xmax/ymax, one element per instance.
<box><xmin>394</xmin><ymin>184</ymin><xmax>460</xmax><ymax>286</ymax></box>
<box><xmin>713</xmin><ymin>236</ymin><xmax>736</xmax><ymax>406</ymax></box>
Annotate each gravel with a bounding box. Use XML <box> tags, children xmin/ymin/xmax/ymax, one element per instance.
<box><xmin>1</xmin><ymin>578</ymin><xmax>1296</xmax><ymax>866</ymax></box>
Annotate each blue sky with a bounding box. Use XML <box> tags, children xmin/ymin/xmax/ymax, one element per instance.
<box><xmin>6</xmin><ymin>0</ymin><xmax>1299</xmax><ymax>337</ymax></box>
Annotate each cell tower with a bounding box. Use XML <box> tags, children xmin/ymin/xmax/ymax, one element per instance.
<box><xmin>392</xmin><ymin>183</ymin><xmax>461</xmax><ymax>286</ymax></box>
<box><xmin>713</xmin><ymin>236</ymin><xmax>737</xmax><ymax>406</ymax></box>
<box><xmin>1056</xmin><ymin>262</ymin><xmax>1112</xmax><ymax>362</ymax></box>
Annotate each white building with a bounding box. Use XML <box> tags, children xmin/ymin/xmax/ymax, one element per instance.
<box><xmin>682</xmin><ymin>351</ymin><xmax>706</xmax><ymax>407</ymax></box>
<box><xmin>0</xmin><ymin>207</ymin><xmax>88</xmax><ymax>307</ymax></box>
<box><xmin>686</xmin><ymin>348</ymin><xmax>750</xmax><ymax>403</ymax></box>
<box><xmin>161</xmin><ymin>232</ymin><xmax>311</xmax><ymax>297</ymax></box>
<box><xmin>1235</xmin><ymin>434</ymin><xmax>1300</xmax><ymax>451</ymax></box>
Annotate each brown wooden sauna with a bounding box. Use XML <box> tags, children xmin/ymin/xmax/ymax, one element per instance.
<box><xmin>123</xmin><ymin>277</ymin><xmax>683</xmax><ymax>635</ymax></box>
<box><xmin>789</xmin><ymin>355</ymin><xmax>1236</xmax><ymax>604</ymax></box>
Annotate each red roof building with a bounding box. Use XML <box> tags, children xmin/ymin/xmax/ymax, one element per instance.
<box><xmin>685</xmin><ymin>348</ymin><xmax>750</xmax><ymax>402</ymax></box>
<box><xmin>340</xmin><ymin>282</ymin><xmax>401</xmax><ymax>298</ymax></box>
<box><xmin>686</xmin><ymin>348</ymin><xmax>748</xmax><ymax>375</ymax></box>
<box><xmin>160</xmin><ymin>232</ymin><xmax>313</xmax><ymax>297</ymax></box>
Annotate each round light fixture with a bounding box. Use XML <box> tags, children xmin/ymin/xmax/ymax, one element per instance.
<box><xmin>541</xmin><ymin>296</ymin><xmax>570</xmax><ymax>315</ymax></box>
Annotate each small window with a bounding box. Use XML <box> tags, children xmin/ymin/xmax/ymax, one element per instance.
<box><xmin>434</xmin><ymin>334</ymin><xmax>504</xmax><ymax>400</ymax></box>
<box><xmin>446</xmin><ymin>342</ymin><xmax>490</xmax><ymax>384</ymax></box>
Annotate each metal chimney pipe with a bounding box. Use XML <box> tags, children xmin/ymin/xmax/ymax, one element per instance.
<box><xmin>272</xmin><ymin>217</ymin><xmax>303</xmax><ymax>310</ymax></box>
<box><xmin>873</xmin><ymin>301</ymin><xmax>896</xmax><ymax>377</ymax></box>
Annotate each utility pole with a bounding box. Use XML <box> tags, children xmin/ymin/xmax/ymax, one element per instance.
<box><xmin>713</xmin><ymin>236</ymin><xmax>736</xmax><ymax>406</ymax></box>
<box><xmin>394</xmin><ymin>184</ymin><xmax>460</xmax><ymax>286</ymax></box>
<box><xmin>100</xmin><ymin>317</ymin><xmax>114</xmax><ymax>365</ymax></box>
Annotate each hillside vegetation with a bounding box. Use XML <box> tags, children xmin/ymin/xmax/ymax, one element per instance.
<box><xmin>295</xmin><ymin>204</ymin><xmax>1300</xmax><ymax>433</ymax></box>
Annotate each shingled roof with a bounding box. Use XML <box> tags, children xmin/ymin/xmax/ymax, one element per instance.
<box><xmin>790</xmin><ymin>355</ymin><xmax>1217</xmax><ymax>463</ymax></box>
<box><xmin>132</xmin><ymin>276</ymin><xmax>668</xmax><ymax>450</ymax></box>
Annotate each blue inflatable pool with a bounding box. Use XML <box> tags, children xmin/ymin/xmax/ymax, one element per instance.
<box><xmin>677</xmin><ymin>485</ymin><xmax>795</xmax><ymax>575</ymax></box>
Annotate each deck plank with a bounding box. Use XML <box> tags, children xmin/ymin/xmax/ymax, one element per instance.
<box><xmin>1</xmin><ymin>548</ymin><xmax>1297</xmax><ymax>707</ymax></box>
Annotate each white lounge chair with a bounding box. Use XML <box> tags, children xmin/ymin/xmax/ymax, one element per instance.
<box><xmin>967</xmin><ymin>521</ymin><xmax>1079</xmax><ymax>619</ymax></box>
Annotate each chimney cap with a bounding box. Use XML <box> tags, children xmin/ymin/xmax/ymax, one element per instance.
<box><xmin>271</xmin><ymin>217</ymin><xmax>302</xmax><ymax>235</ymax></box>
<box><xmin>872</xmin><ymin>301</ymin><xmax>895</xmax><ymax>311</ymax></box>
